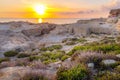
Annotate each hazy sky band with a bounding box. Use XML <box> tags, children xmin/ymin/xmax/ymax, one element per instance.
<box><xmin>0</xmin><ymin>0</ymin><xmax>120</xmax><ymax>18</ymax></box>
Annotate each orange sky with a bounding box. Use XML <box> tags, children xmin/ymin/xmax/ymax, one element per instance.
<box><xmin>0</xmin><ymin>0</ymin><xmax>120</xmax><ymax>18</ymax></box>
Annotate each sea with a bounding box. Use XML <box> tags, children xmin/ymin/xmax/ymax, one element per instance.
<box><xmin>0</xmin><ymin>18</ymin><xmax>86</xmax><ymax>24</ymax></box>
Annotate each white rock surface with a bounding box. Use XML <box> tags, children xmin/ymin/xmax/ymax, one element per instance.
<box><xmin>88</xmin><ymin>63</ymin><xmax>94</xmax><ymax>69</ymax></box>
<box><xmin>102</xmin><ymin>59</ymin><xmax>116</xmax><ymax>65</ymax></box>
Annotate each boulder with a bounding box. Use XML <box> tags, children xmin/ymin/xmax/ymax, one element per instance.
<box><xmin>87</xmin><ymin>63</ymin><xmax>94</xmax><ymax>69</ymax></box>
<box><xmin>102</xmin><ymin>59</ymin><xmax>116</xmax><ymax>65</ymax></box>
<box><xmin>116</xmin><ymin>54</ymin><xmax>120</xmax><ymax>58</ymax></box>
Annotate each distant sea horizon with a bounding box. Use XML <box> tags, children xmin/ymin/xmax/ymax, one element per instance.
<box><xmin>0</xmin><ymin>18</ymin><xmax>90</xmax><ymax>24</ymax></box>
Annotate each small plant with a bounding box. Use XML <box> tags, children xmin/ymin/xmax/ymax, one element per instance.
<box><xmin>94</xmin><ymin>71</ymin><xmax>120</xmax><ymax>80</ymax></box>
<box><xmin>115</xmin><ymin>65</ymin><xmax>120</xmax><ymax>73</ymax></box>
<box><xmin>61</xmin><ymin>55</ymin><xmax>70</xmax><ymax>61</ymax></box>
<box><xmin>40</xmin><ymin>47</ymin><xmax>47</xmax><ymax>51</ymax></box>
<box><xmin>0</xmin><ymin>58</ymin><xmax>9</xmax><ymax>63</ymax></box>
<box><xmin>47</xmin><ymin>45</ymin><xmax>62</xmax><ymax>51</ymax></box>
<box><xmin>4</xmin><ymin>50</ymin><xmax>18</xmax><ymax>57</ymax></box>
<box><xmin>57</xmin><ymin>64</ymin><xmax>89</xmax><ymax>80</ymax></box>
<box><xmin>40</xmin><ymin>45</ymin><xmax>62</xmax><ymax>51</ymax></box>
<box><xmin>17</xmin><ymin>53</ymin><xmax>30</xmax><ymax>58</ymax></box>
<box><xmin>29</xmin><ymin>56</ymin><xmax>40</xmax><ymax>61</ymax></box>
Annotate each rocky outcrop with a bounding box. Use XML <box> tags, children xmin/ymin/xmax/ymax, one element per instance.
<box><xmin>0</xmin><ymin>22</ymin><xmax>56</xmax><ymax>52</ymax></box>
<box><xmin>107</xmin><ymin>9</ymin><xmax>120</xmax><ymax>23</ymax></box>
<box><xmin>109</xmin><ymin>9</ymin><xmax>120</xmax><ymax>17</ymax></box>
<box><xmin>22</xmin><ymin>24</ymin><xmax>56</xmax><ymax>37</ymax></box>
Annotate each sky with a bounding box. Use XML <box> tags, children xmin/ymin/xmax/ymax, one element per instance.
<box><xmin>0</xmin><ymin>0</ymin><xmax>120</xmax><ymax>18</ymax></box>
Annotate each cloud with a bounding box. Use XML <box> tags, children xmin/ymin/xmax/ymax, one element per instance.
<box><xmin>101</xmin><ymin>0</ymin><xmax>120</xmax><ymax>11</ymax></box>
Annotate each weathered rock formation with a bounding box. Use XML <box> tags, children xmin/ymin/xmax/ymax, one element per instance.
<box><xmin>107</xmin><ymin>9</ymin><xmax>120</xmax><ymax>23</ymax></box>
<box><xmin>109</xmin><ymin>9</ymin><xmax>120</xmax><ymax>17</ymax></box>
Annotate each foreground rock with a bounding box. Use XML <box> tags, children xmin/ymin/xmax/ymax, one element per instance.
<box><xmin>0</xmin><ymin>66</ymin><xmax>57</xmax><ymax>80</ymax></box>
<box><xmin>102</xmin><ymin>59</ymin><xmax>116</xmax><ymax>65</ymax></box>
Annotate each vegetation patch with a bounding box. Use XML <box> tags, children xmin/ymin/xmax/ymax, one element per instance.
<box><xmin>17</xmin><ymin>53</ymin><xmax>30</xmax><ymax>58</ymax></box>
<box><xmin>29</xmin><ymin>50</ymin><xmax>65</xmax><ymax>64</ymax></box>
<box><xmin>57</xmin><ymin>64</ymin><xmax>89</xmax><ymax>80</ymax></box>
<box><xmin>0</xmin><ymin>58</ymin><xmax>9</xmax><ymax>63</ymax></box>
<box><xmin>94</xmin><ymin>71</ymin><xmax>120</xmax><ymax>80</ymax></box>
<box><xmin>4</xmin><ymin>50</ymin><xmax>19</xmax><ymax>57</ymax></box>
<box><xmin>40</xmin><ymin>45</ymin><xmax>62</xmax><ymax>51</ymax></box>
<box><xmin>67</xmin><ymin>43</ymin><xmax>120</xmax><ymax>56</ymax></box>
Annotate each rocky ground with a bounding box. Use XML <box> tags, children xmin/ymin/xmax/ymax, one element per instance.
<box><xmin>0</xmin><ymin>9</ymin><xmax>120</xmax><ymax>80</ymax></box>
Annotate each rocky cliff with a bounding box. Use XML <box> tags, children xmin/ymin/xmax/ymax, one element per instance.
<box><xmin>109</xmin><ymin>9</ymin><xmax>120</xmax><ymax>17</ymax></box>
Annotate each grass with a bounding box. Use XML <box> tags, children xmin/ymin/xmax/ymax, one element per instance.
<box><xmin>17</xmin><ymin>53</ymin><xmax>30</xmax><ymax>58</ymax></box>
<box><xmin>4</xmin><ymin>50</ymin><xmax>19</xmax><ymax>57</ymax></box>
<box><xmin>63</xmin><ymin>38</ymin><xmax>87</xmax><ymax>45</ymax></box>
<box><xmin>40</xmin><ymin>45</ymin><xmax>62</xmax><ymax>51</ymax></box>
<box><xmin>67</xmin><ymin>43</ymin><xmax>120</xmax><ymax>56</ymax></box>
<box><xmin>61</xmin><ymin>55</ymin><xmax>70</xmax><ymax>61</ymax></box>
<box><xmin>29</xmin><ymin>50</ymin><xmax>66</xmax><ymax>64</ymax></box>
<box><xmin>94</xmin><ymin>71</ymin><xmax>120</xmax><ymax>80</ymax></box>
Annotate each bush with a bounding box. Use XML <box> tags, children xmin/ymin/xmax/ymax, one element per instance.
<box><xmin>17</xmin><ymin>53</ymin><xmax>30</xmax><ymax>58</ymax></box>
<box><xmin>29</xmin><ymin>56</ymin><xmax>40</xmax><ymax>61</ymax></box>
<box><xmin>40</xmin><ymin>45</ymin><xmax>62</xmax><ymax>51</ymax></box>
<box><xmin>67</xmin><ymin>43</ymin><xmax>120</xmax><ymax>56</ymax></box>
<box><xmin>115</xmin><ymin>65</ymin><xmax>120</xmax><ymax>73</ymax></box>
<box><xmin>57</xmin><ymin>64</ymin><xmax>88</xmax><ymax>80</ymax></box>
<box><xmin>40</xmin><ymin>47</ymin><xmax>47</xmax><ymax>51</ymax></box>
<box><xmin>39</xmin><ymin>52</ymin><xmax>64</xmax><ymax>64</ymax></box>
<box><xmin>29</xmin><ymin>51</ymin><xmax>64</xmax><ymax>64</ymax></box>
<box><xmin>94</xmin><ymin>71</ymin><xmax>120</xmax><ymax>80</ymax></box>
<box><xmin>61</xmin><ymin>55</ymin><xmax>70</xmax><ymax>61</ymax></box>
<box><xmin>0</xmin><ymin>58</ymin><xmax>9</xmax><ymax>63</ymax></box>
<box><xmin>47</xmin><ymin>45</ymin><xmax>62</xmax><ymax>51</ymax></box>
<box><xmin>4</xmin><ymin>50</ymin><xmax>18</xmax><ymax>57</ymax></box>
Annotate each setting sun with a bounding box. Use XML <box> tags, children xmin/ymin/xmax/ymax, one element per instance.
<box><xmin>34</xmin><ymin>5</ymin><xmax>46</xmax><ymax>15</ymax></box>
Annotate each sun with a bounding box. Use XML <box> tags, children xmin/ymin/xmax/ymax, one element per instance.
<box><xmin>34</xmin><ymin>5</ymin><xmax>46</xmax><ymax>15</ymax></box>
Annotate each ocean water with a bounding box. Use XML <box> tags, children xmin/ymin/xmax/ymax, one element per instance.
<box><xmin>0</xmin><ymin>18</ymin><xmax>82</xmax><ymax>24</ymax></box>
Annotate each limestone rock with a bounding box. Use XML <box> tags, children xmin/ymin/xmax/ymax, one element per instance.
<box><xmin>87</xmin><ymin>63</ymin><xmax>94</xmax><ymax>69</ymax></box>
<box><xmin>102</xmin><ymin>59</ymin><xmax>116</xmax><ymax>65</ymax></box>
<box><xmin>116</xmin><ymin>54</ymin><xmax>120</xmax><ymax>58</ymax></box>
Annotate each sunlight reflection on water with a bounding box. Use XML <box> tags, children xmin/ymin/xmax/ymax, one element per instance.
<box><xmin>0</xmin><ymin>18</ymin><xmax>83</xmax><ymax>24</ymax></box>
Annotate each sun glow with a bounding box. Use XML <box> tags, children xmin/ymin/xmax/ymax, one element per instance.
<box><xmin>34</xmin><ymin>5</ymin><xmax>46</xmax><ymax>15</ymax></box>
<box><xmin>38</xmin><ymin>18</ymin><xmax>42</xmax><ymax>23</ymax></box>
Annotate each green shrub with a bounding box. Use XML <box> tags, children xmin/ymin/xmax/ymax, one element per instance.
<box><xmin>40</xmin><ymin>47</ymin><xmax>47</xmax><ymax>51</ymax></box>
<box><xmin>0</xmin><ymin>58</ymin><xmax>9</xmax><ymax>63</ymax></box>
<box><xmin>116</xmin><ymin>36</ymin><xmax>120</xmax><ymax>42</ymax></box>
<box><xmin>29</xmin><ymin>56</ymin><xmax>40</xmax><ymax>61</ymax></box>
<box><xmin>61</xmin><ymin>55</ymin><xmax>70</xmax><ymax>61</ymax></box>
<box><xmin>40</xmin><ymin>52</ymin><xmax>64</xmax><ymax>63</ymax></box>
<box><xmin>94</xmin><ymin>71</ymin><xmax>120</xmax><ymax>80</ymax></box>
<box><xmin>115</xmin><ymin>65</ymin><xmax>120</xmax><ymax>73</ymax></box>
<box><xmin>57</xmin><ymin>64</ymin><xmax>88</xmax><ymax>80</ymax></box>
<box><xmin>29</xmin><ymin>51</ymin><xmax>64</xmax><ymax>64</ymax></box>
<box><xmin>67</xmin><ymin>43</ymin><xmax>120</xmax><ymax>56</ymax></box>
<box><xmin>4</xmin><ymin>50</ymin><xmax>18</xmax><ymax>57</ymax></box>
<box><xmin>40</xmin><ymin>45</ymin><xmax>62</xmax><ymax>51</ymax></box>
<box><xmin>78</xmin><ymin>38</ymin><xmax>87</xmax><ymax>42</ymax></box>
<box><xmin>47</xmin><ymin>45</ymin><xmax>62</xmax><ymax>51</ymax></box>
<box><xmin>43</xmin><ymin>59</ymin><xmax>58</xmax><ymax>64</ymax></box>
<box><xmin>17</xmin><ymin>53</ymin><xmax>30</xmax><ymax>58</ymax></box>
